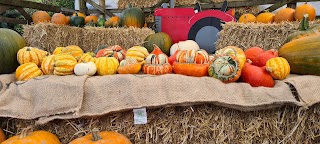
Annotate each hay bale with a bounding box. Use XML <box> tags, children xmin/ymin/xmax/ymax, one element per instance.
<box><xmin>1</xmin><ymin>104</ymin><xmax>319</xmax><ymax>143</ymax></box>
<box><xmin>23</xmin><ymin>23</ymin><xmax>155</xmax><ymax>53</ymax></box>
<box><xmin>215</xmin><ymin>20</ymin><xmax>320</xmax><ymax>51</ymax></box>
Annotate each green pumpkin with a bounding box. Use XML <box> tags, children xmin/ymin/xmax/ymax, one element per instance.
<box><xmin>144</xmin><ymin>32</ymin><xmax>172</xmax><ymax>55</ymax></box>
<box><xmin>94</xmin><ymin>45</ymin><xmax>107</xmax><ymax>54</ymax></box>
<box><xmin>285</xmin><ymin>14</ymin><xmax>319</xmax><ymax>43</ymax></box>
<box><xmin>97</xmin><ymin>15</ymin><xmax>105</xmax><ymax>27</ymax></box>
<box><xmin>0</xmin><ymin>28</ymin><xmax>26</xmax><ymax>74</ymax></box>
<box><xmin>120</xmin><ymin>4</ymin><xmax>145</xmax><ymax>28</ymax></box>
<box><xmin>70</xmin><ymin>13</ymin><xmax>85</xmax><ymax>27</ymax></box>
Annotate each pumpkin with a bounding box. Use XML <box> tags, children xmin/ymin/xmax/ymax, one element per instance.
<box><xmin>208</xmin><ymin>54</ymin><xmax>242</xmax><ymax>83</ymax></box>
<box><xmin>66</xmin><ymin>16</ymin><xmax>70</xmax><ymax>25</ymax></box>
<box><xmin>72</xmin><ymin>12</ymin><xmax>86</xmax><ymax>19</ymax></box>
<box><xmin>143</xmin><ymin>44</ymin><xmax>172</xmax><ymax>75</ymax></box>
<box><xmin>16</xmin><ymin>62</ymin><xmax>43</xmax><ymax>81</ymax></box>
<box><xmin>126</xmin><ymin>46</ymin><xmax>149</xmax><ymax>62</ymax></box>
<box><xmin>266</xmin><ymin>57</ymin><xmax>290</xmax><ymax>80</ymax></box>
<box><xmin>41</xmin><ymin>55</ymin><xmax>55</xmax><ymax>75</ymax></box>
<box><xmin>96</xmin><ymin>45</ymin><xmax>126</xmax><ymax>62</ymax></box>
<box><xmin>144</xmin><ymin>32</ymin><xmax>173</xmax><ymax>55</ymax></box>
<box><xmin>53</xmin><ymin>53</ymin><xmax>77</xmax><ymax>75</ymax></box>
<box><xmin>252</xmin><ymin>49</ymin><xmax>278</xmax><ymax>67</ymax></box>
<box><xmin>32</xmin><ymin>11</ymin><xmax>50</xmax><ymax>24</ymax></box>
<box><xmin>70</xmin><ymin>13</ymin><xmax>85</xmax><ymax>27</ymax></box>
<box><xmin>59</xmin><ymin>45</ymin><xmax>84</xmax><ymax>60</ymax></box>
<box><xmin>274</xmin><ymin>8</ymin><xmax>295</xmax><ymax>23</ymax></box>
<box><xmin>51</xmin><ymin>12</ymin><xmax>67</xmax><ymax>25</ymax></box>
<box><xmin>0</xmin><ymin>129</ymin><xmax>6</xmax><ymax>143</ymax></box>
<box><xmin>53</xmin><ymin>46</ymin><xmax>64</xmax><ymax>55</ymax></box>
<box><xmin>256</xmin><ymin>12</ymin><xmax>275</xmax><ymax>23</ymax></box>
<box><xmin>118</xmin><ymin>58</ymin><xmax>142</xmax><ymax>74</ymax></box>
<box><xmin>173</xmin><ymin>62</ymin><xmax>209</xmax><ymax>77</ymax></box>
<box><xmin>176</xmin><ymin>49</ymin><xmax>209</xmax><ymax>64</ymax></box>
<box><xmin>0</xmin><ymin>28</ymin><xmax>26</xmax><ymax>74</ymax></box>
<box><xmin>120</xmin><ymin>5</ymin><xmax>145</xmax><ymax>28</ymax></box>
<box><xmin>69</xmin><ymin>128</ymin><xmax>132</xmax><ymax>144</ymax></box>
<box><xmin>97</xmin><ymin>15</ymin><xmax>106</xmax><ymax>27</ymax></box>
<box><xmin>285</xmin><ymin>14</ymin><xmax>319</xmax><ymax>43</ymax></box>
<box><xmin>279</xmin><ymin>34</ymin><xmax>320</xmax><ymax>75</ymax></box>
<box><xmin>85</xmin><ymin>15</ymin><xmax>98</xmax><ymax>24</ymax></box>
<box><xmin>105</xmin><ymin>16</ymin><xmax>120</xmax><ymax>27</ymax></box>
<box><xmin>244</xmin><ymin>46</ymin><xmax>265</xmax><ymax>61</ymax></box>
<box><xmin>240</xmin><ymin>60</ymin><xmax>275</xmax><ymax>87</ymax></box>
<box><xmin>17</xmin><ymin>47</ymin><xmax>48</xmax><ymax>66</ymax></box>
<box><xmin>170</xmin><ymin>40</ymin><xmax>200</xmax><ymax>56</ymax></box>
<box><xmin>295</xmin><ymin>3</ymin><xmax>316</xmax><ymax>21</ymax></box>
<box><xmin>238</xmin><ymin>13</ymin><xmax>256</xmax><ymax>23</ymax></box>
<box><xmin>2</xmin><ymin>127</ymin><xmax>60</xmax><ymax>144</ymax></box>
<box><xmin>168</xmin><ymin>50</ymin><xmax>180</xmax><ymax>65</ymax></box>
<box><xmin>74</xmin><ymin>61</ymin><xmax>97</xmax><ymax>76</ymax></box>
<box><xmin>215</xmin><ymin>46</ymin><xmax>246</xmax><ymax>69</ymax></box>
<box><xmin>95</xmin><ymin>57</ymin><xmax>119</xmax><ymax>75</ymax></box>
<box><xmin>78</xmin><ymin>52</ymin><xmax>96</xmax><ymax>63</ymax></box>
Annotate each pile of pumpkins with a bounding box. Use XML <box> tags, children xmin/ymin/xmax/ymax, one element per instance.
<box><xmin>32</xmin><ymin>5</ymin><xmax>145</xmax><ymax>28</ymax></box>
<box><xmin>0</xmin><ymin>127</ymin><xmax>132</xmax><ymax>143</ymax></box>
<box><xmin>238</xmin><ymin>2</ymin><xmax>316</xmax><ymax>23</ymax></box>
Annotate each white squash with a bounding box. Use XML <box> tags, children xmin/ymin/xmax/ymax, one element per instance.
<box><xmin>74</xmin><ymin>61</ymin><xmax>97</xmax><ymax>76</ymax></box>
<box><xmin>170</xmin><ymin>40</ymin><xmax>200</xmax><ymax>56</ymax></box>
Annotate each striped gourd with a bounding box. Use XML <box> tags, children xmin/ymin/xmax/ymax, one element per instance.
<box><xmin>17</xmin><ymin>47</ymin><xmax>48</xmax><ymax>66</ymax></box>
<box><xmin>16</xmin><ymin>62</ymin><xmax>43</xmax><ymax>81</ymax></box>
<box><xmin>53</xmin><ymin>53</ymin><xmax>77</xmax><ymax>75</ymax></box>
<box><xmin>95</xmin><ymin>57</ymin><xmax>119</xmax><ymax>75</ymax></box>
<box><xmin>41</xmin><ymin>55</ymin><xmax>55</xmax><ymax>75</ymax></box>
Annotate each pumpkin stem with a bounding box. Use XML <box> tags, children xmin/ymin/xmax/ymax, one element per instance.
<box><xmin>26</xmin><ymin>47</ymin><xmax>32</xmax><ymax>51</ymax></box>
<box><xmin>300</xmin><ymin>14</ymin><xmax>309</xmax><ymax>31</ymax></box>
<box><xmin>91</xmin><ymin>128</ymin><xmax>102</xmax><ymax>141</ymax></box>
<box><xmin>20</xmin><ymin>126</ymin><xmax>32</xmax><ymax>138</ymax></box>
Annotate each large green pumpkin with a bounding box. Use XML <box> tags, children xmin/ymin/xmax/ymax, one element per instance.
<box><xmin>144</xmin><ymin>32</ymin><xmax>172</xmax><ymax>55</ymax></box>
<box><xmin>0</xmin><ymin>28</ymin><xmax>26</xmax><ymax>74</ymax></box>
<box><xmin>120</xmin><ymin>5</ymin><xmax>145</xmax><ymax>28</ymax></box>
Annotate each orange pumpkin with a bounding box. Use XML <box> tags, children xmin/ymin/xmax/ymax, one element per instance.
<box><xmin>32</xmin><ymin>11</ymin><xmax>50</xmax><ymax>24</ymax></box>
<box><xmin>66</xmin><ymin>16</ymin><xmax>71</xmax><ymax>25</ymax></box>
<box><xmin>72</xmin><ymin>12</ymin><xmax>86</xmax><ymax>19</ymax></box>
<box><xmin>176</xmin><ymin>49</ymin><xmax>209</xmax><ymax>64</ymax></box>
<box><xmin>238</xmin><ymin>13</ymin><xmax>256</xmax><ymax>23</ymax></box>
<box><xmin>143</xmin><ymin>44</ymin><xmax>172</xmax><ymax>75</ymax></box>
<box><xmin>69</xmin><ymin>128</ymin><xmax>132</xmax><ymax>144</ymax></box>
<box><xmin>274</xmin><ymin>8</ymin><xmax>295</xmax><ymax>23</ymax></box>
<box><xmin>105</xmin><ymin>16</ymin><xmax>121</xmax><ymax>27</ymax></box>
<box><xmin>118</xmin><ymin>58</ymin><xmax>143</xmax><ymax>74</ymax></box>
<box><xmin>295</xmin><ymin>3</ymin><xmax>316</xmax><ymax>21</ymax></box>
<box><xmin>173</xmin><ymin>62</ymin><xmax>209</xmax><ymax>77</ymax></box>
<box><xmin>51</xmin><ymin>12</ymin><xmax>67</xmax><ymax>25</ymax></box>
<box><xmin>85</xmin><ymin>15</ymin><xmax>98</xmax><ymax>24</ymax></box>
<box><xmin>2</xmin><ymin>127</ymin><xmax>60</xmax><ymax>144</ymax></box>
<box><xmin>0</xmin><ymin>129</ymin><xmax>6</xmax><ymax>143</ymax></box>
<box><xmin>256</xmin><ymin>12</ymin><xmax>275</xmax><ymax>23</ymax></box>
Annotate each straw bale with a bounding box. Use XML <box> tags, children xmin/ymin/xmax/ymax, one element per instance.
<box><xmin>1</xmin><ymin>104</ymin><xmax>319</xmax><ymax>143</ymax></box>
<box><xmin>23</xmin><ymin>23</ymin><xmax>155</xmax><ymax>53</ymax></box>
<box><xmin>216</xmin><ymin>20</ymin><xmax>320</xmax><ymax>51</ymax></box>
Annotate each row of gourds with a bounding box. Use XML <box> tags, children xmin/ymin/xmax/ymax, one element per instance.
<box><xmin>239</xmin><ymin>3</ymin><xmax>315</xmax><ymax>23</ymax></box>
<box><xmin>32</xmin><ymin>5</ymin><xmax>145</xmax><ymax>28</ymax></box>
<box><xmin>0</xmin><ymin>127</ymin><xmax>132</xmax><ymax>143</ymax></box>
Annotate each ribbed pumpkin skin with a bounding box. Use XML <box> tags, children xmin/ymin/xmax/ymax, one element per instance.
<box><xmin>120</xmin><ymin>7</ymin><xmax>145</xmax><ymax>28</ymax></box>
<box><xmin>41</xmin><ymin>55</ymin><xmax>55</xmax><ymax>75</ymax></box>
<box><xmin>208</xmin><ymin>55</ymin><xmax>242</xmax><ymax>83</ymax></box>
<box><xmin>16</xmin><ymin>63</ymin><xmax>43</xmax><ymax>81</ymax></box>
<box><xmin>69</xmin><ymin>131</ymin><xmax>132</xmax><ymax>144</ymax></box>
<box><xmin>266</xmin><ymin>57</ymin><xmax>290</xmax><ymax>80</ymax></box>
<box><xmin>144</xmin><ymin>32</ymin><xmax>173</xmax><ymax>55</ymax></box>
<box><xmin>274</xmin><ymin>8</ymin><xmax>295</xmax><ymax>23</ymax></box>
<box><xmin>17</xmin><ymin>47</ymin><xmax>48</xmax><ymax>66</ymax></box>
<box><xmin>0</xmin><ymin>129</ymin><xmax>6</xmax><ymax>143</ymax></box>
<box><xmin>126</xmin><ymin>46</ymin><xmax>149</xmax><ymax>62</ymax></box>
<box><xmin>279</xmin><ymin>35</ymin><xmax>320</xmax><ymax>75</ymax></box>
<box><xmin>0</xmin><ymin>28</ymin><xmax>26</xmax><ymax>74</ymax></box>
<box><xmin>295</xmin><ymin>3</ymin><xmax>316</xmax><ymax>21</ymax></box>
<box><xmin>2</xmin><ymin>130</ymin><xmax>60</xmax><ymax>144</ymax></box>
<box><xmin>215</xmin><ymin>46</ymin><xmax>246</xmax><ymax>69</ymax></box>
<box><xmin>176</xmin><ymin>49</ymin><xmax>209</xmax><ymax>64</ymax></box>
<box><xmin>53</xmin><ymin>54</ymin><xmax>77</xmax><ymax>75</ymax></box>
<box><xmin>95</xmin><ymin>57</ymin><xmax>119</xmax><ymax>75</ymax></box>
<box><xmin>78</xmin><ymin>52</ymin><xmax>96</xmax><ymax>63</ymax></box>
<box><xmin>145</xmin><ymin>54</ymin><xmax>169</xmax><ymax>65</ymax></box>
<box><xmin>60</xmin><ymin>45</ymin><xmax>84</xmax><ymax>60</ymax></box>
<box><xmin>143</xmin><ymin>63</ymin><xmax>172</xmax><ymax>75</ymax></box>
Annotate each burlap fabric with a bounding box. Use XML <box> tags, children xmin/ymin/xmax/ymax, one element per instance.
<box><xmin>0</xmin><ymin>74</ymin><xmax>314</xmax><ymax>124</ymax></box>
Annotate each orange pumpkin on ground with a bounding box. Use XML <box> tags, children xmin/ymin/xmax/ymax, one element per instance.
<box><xmin>274</xmin><ymin>8</ymin><xmax>295</xmax><ymax>23</ymax></box>
<box><xmin>238</xmin><ymin>13</ymin><xmax>256</xmax><ymax>23</ymax></box>
<box><xmin>51</xmin><ymin>12</ymin><xmax>67</xmax><ymax>25</ymax></box>
<box><xmin>295</xmin><ymin>3</ymin><xmax>316</xmax><ymax>21</ymax></box>
<box><xmin>32</xmin><ymin>11</ymin><xmax>50</xmax><ymax>24</ymax></box>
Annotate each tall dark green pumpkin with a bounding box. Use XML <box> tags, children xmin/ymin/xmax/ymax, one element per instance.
<box><xmin>0</xmin><ymin>28</ymin><xmax>26</xmax><ymax>74</ymax></box>
<box><xmin>120</xmin><ymin>4</ymin><xmax>145</xmax><ymax>28</ymax></box>
<box><xmin>144</xmin><ymin>32</ymin><xmax>172</xmax><ymax>55</ymax></box>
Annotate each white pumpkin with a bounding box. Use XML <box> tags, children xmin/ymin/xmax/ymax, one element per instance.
<box><xmin>74</xmin><ymin>61</ymin><xmax>97</xmax><ymax>76</ymax></box>
<box><xmin>170</xmin><ymin>40</ymin><xmax>200</xmax><ymax>56</ymax></box>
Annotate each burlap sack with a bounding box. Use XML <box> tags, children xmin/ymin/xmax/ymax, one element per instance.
<box><xmin>0</xmin><ymin>75</ymin><xmax>88</xmax><ymax>119</ymax></box>
<box><xmin>36</xmin><ymin>74</ymin><xmax>301</xmax><ymax>124</ymax></box>
<box><xmin>284</xmin><ymin>75</ymin><xmax>320</xmax><ymax>107</ymax></box>
<box><xmin>0</xmin><ymin>74</ymin><xmax>16</xmax><ymax>95</ymax></box>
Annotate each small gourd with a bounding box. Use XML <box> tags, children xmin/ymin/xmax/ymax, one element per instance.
<box><xmin>118</xmin><ymin>58</ymin><xmax>143</xmax><ymax>74</ymax></box>
<box><xmin>78</xmin><ymin>52</ymin><xmax>96</xmax><ymax>63</ymax></box>
<box><xmin>126</xmin><ymin>46</ymin><xmax>149</xmax><ymax>62</ymax></box>
<box><xmin>17</xmin><ymin>47</ymin><xmax>48</xmax><ymax>66</ymax></box>
<box><xmin>95</xmin><ymin>45</ymin><xmax>126</xmax><ymax>62</ymax></box>
<box><xmin>16</xmin><ymin>63</ymin><xmax>43</xmax><ymax>81</ymax></box>
<box><xmin>143</xmin><ymin>44</ymin><xmax>172</xmax><ymax>75</ymax></box>
<box><xmin>265</xmin><ymin>57</ymin><xmax>290</xmax><ymax>80</ymax></box>
<box><xmin>53</xmin><ymin>53</ymin><xmax>77</xmax><ymax>76</ymax></box>
<box><xmin>74</xmin><ymin>61</ymin><xmax>97</xmax><ymax>76</ymax></box>
<box><xmin>41</xmin><ymin>55</ymin><xmax>55</xmax><ymax>75</ymax></box>
<box><xmin>215</xmin><ymin>46</ymin><xmax>246</xmax><ymax>69</ymax></box>
<box><xmin>170</xmin><ymin>40</ymin><xmax>200</xmax><ymax>56</ymax></box>
<box><xmin>95</xmin><ymin>57</ymin><xmax>119</xmax><ymax>75</ymax></box>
